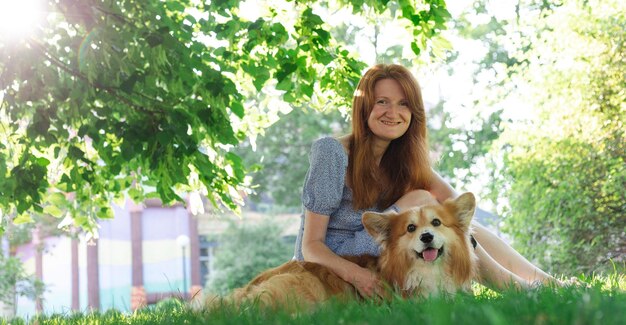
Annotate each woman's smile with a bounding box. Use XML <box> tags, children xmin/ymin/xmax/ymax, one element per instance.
<box><xmin>380</xmin><ymin>120</ymin><xmax>402</xmax><ymax>126</ymax></box>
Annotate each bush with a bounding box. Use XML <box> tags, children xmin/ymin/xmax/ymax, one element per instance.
<box><xmin>206</xmin><ymin>220</ymin><xmax>293</xmax><ymax>295</ymax></box>
<box><xmin>502</xmin><ymin>134</ymin><xmax>625</xmax><ymax>274</ymax></box>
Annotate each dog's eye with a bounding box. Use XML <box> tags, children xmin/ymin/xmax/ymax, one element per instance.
<box><xmin>431</xmin><ymin>219</ymin><xmax>441</xmax><ymax>227</ymax></box>
<box><xmin>407</xmin><ymin>224</ymin><xmax>416</xmax><ymax>233</ymax></box>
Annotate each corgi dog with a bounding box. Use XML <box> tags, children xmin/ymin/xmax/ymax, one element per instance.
<box><xmin>199</xmin><ymin>192</ymin><xmax>478</xmax><ymax>311</ymax></box>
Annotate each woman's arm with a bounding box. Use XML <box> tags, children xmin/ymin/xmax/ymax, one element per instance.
<box><xmin>301</xmin><ymin>209</ymin><xmax>381</xmax><ymax>298</ymax></box>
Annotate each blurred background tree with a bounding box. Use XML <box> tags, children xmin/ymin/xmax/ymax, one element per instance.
<box><xmin>479</xmin><ymin>0</ymin><xmax>625</xmax><ymax>274</ymax></box>
<box><xmin>206</xmin><ymin>220</ymin><xmax>293</xmax><ymax>294</ymax></box>
<box><xmin>236</xmin><ymin>107</ymin><xmax>347</xmax><ymax>210</ymax></box>
<box><xmin>0</xmin><ymin>224</ymin><xmax>45</xmax><ymax>311</ymax></box>
<box><xmin>0</xmin><ymin>254</ymin><xmax>44</xmax><ymax>310</ymax></box>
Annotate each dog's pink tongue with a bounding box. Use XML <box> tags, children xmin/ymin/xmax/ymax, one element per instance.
<box><xmin>423</xmin><ymin>248</ymin><xmax>438</xmax><ymax>262</ymax></box>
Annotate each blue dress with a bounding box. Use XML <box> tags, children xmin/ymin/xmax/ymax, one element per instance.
<box><xmin>293</xmin><ymin>137</ymin><xmax>398</xmax><ymax>260</ymax></box>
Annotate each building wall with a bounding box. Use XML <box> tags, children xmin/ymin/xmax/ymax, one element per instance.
<box><xmin>141</xmin><ymin>206</ymin><xmax>189</xmax><ymax>294</ymax></box>
<box><xmin>13</xmin><ymin>201</ymin><xmax>193</xmax><ymax>317</ymax></box>
<box><xmin>15</xmin><ymin>236</ymin><xmax>84</xmax><ymax>315</ymax></box>
<box><xmin>99</xmin><ymin>204</ymin><xmax>132</xmax><ymax>312</ymax></box>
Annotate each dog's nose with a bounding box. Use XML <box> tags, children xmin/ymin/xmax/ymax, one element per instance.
<box><xmin>420</xmin><ymin>232</ymin><xmax>433</xmax><ymax>243</ymax></box>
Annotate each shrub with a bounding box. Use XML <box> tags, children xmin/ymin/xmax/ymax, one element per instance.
<box><xmin>206</xmin><ymin>220</ymin><xmax>293</xmax><ymax>294</ymax></box>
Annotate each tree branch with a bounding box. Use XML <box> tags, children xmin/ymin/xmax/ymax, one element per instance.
<box><xmin>27</xmin><ymin>38</ymin><xmax>166</xmax><ymax>116</ymax></box>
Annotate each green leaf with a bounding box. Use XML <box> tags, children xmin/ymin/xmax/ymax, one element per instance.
<box><xmin>14</xmin><ymin>213</ymin><xmax>33</xmax><ymax>225</ymax></box>
<box><xmin>68</xmin><ymin>146</ymin><xmax>85</xmax><ymax>160</ymax></box>
<box><xmin>230</xmin><ymin>101</ymin><xmax>244</xmax><ymax>118</ymax></box>
<box><xmin>302</xmin><ymin>8</ymin><xmax>324</xmax><ymax>27</ymax></box>
<box><xmin>315</xmin><ymin>50</ymin><xmax>334</xmax><ymax>65</ymax></box>
<box><xmin>301</xmin><ymin>83</ymin><xmax>314</xmax><ymax>98</ymax></box>
<box><xmin>411</xmin><ymin>41</ymin><xmax>421</xmax><ymax>55</ymax></box>
<box><xmin>410</xmin><ymin>14</ymin><xmax>421</xmax><ymax>25</ymax></box>
<box><xmin>275</xmin><ymin>62</ymin><xmax>297</xmax><ymax>82</ymax></box>
<box><xmin>97</xmin><ymin>206</ymin><xmax>115</xmax><ymax>219</ymax></box>
<box><xmin>165</xmin><ymin>2</ymin><xmax>186</xmax><ymax>12</ymax></box>
<box><xmin>276</xmin><ymin>77</ymin><xmax>293</xmax><ymax>91</ymax></box>
<box><xmin>44</xmin><ymin>205</ymin><xmax>65</xmax><ymax>218</ymax></box>
<box><xmin>314</xmin><ymin>28</ymin><xmax>330</xmax><ymax>45</ymax></box>
<box><xmin>145</xmin><ymin>32</ymin><xmax>164</xmax><ymax>47</ymax></box>
<box><xmin>47</xmin><ymin>192</ymin><xmax>67</xmax><ymax>206</ymax></box>
<box><xmin>225</xmin><ymin>152</ymin><xmax>245</xmax><ymax>181</ymax></box>
<box><xmin>251</xmin><ymin>68</ymin><xmax>270</xmax><ymax>91</ymax></box>
<box><xmin>128</xmin><ymin>187</ymin><xmax>143</xmax><ymax>202</ymax></box>
<box><xmin>120</xmin><ymin>72</ymin><xmax>140</xmax><ymax>93</ymax></box>
<box><xmin>156</xmin><ymin>131</ymin><xmax>172</xmax><ymax>145</ymax></box>
<box><xmin>35</xmin><ymin>157</ymin><xmax>50</xmax><ymax>167</ymax></box>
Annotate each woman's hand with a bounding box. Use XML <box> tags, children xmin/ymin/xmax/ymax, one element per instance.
<box><xmin>302</xmin><ymin>210</ymin><xmax>384</xmax><ymax>299</ymax></box>
<box><xmin>347</xmin><ymin>265</ymin><xmax>383</xmax><ymax>298</ymax></box>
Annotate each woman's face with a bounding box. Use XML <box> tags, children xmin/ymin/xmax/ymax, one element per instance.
<box><xmin>367</xmin><ymin>78</ymin><xmax>412</xmax><ymax>143</ymax></box>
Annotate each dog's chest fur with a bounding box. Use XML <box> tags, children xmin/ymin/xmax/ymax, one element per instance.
<box><xmin>348</xmin><ymin>255</ymin><xmax>463</xmax><ymax>298</ymax></box>
<box><xmin>404</xmin><ymin>262</ymin><xmax>462</xmax><ymax>296</ymax></box>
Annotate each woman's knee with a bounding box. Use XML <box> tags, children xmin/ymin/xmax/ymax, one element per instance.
<box><xmin>395</xmin><ymin>189</ymin><xmax>438</xmax><ymax>210</ymax></box>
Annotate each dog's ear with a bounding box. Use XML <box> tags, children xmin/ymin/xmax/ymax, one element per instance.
<box><xmin>444</xmin><ymin>192</ymin><xmax>476</xmax><ymax>230</ymax></box>
<box><xmin>362</xmin><ymin>211</ymin><xmax>391</xmax><ymax>245</ymax></box>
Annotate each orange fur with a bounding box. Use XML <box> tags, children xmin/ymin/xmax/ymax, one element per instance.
<box><xmin>199</xmin><ymin>193</ymin><xmax>478</xmax><ymax>311</ymax></box>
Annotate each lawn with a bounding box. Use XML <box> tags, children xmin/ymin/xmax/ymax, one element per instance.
<box><xmin>2</xmin><ymin>274</ymin><xmax>624</xmax><ymax>325</ymax></box>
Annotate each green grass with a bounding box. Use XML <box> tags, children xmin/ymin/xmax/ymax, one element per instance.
<box><xmin>2</xmin><ymin>274</ymin><xmax>624</xmax><ymax>325</ymax></box>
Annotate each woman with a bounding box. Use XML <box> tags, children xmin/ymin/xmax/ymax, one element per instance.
<box><xmin>293</xmin><ymin>64</ymin><xmax>555</xmax><ymax>298</ymax></box>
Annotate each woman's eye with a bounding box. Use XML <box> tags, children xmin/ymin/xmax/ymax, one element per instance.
<box><xmin>407</xmin><ymin>224</ymin><xmax>416</xmax><ymax>232</ymax></box>
<box><xmin>376</xmin><ymin>99</ymin><xmax>387</xmax><ymax>104</ymax></box>
<box><xmin>400</xmin><ymin>101</ymin><xmax>409</xmax><ymax>106</ymax></box>
<box><xmin>431</xmin><ymin>219</ymin><xmax>441</xmax><ymax>227</ymax></box>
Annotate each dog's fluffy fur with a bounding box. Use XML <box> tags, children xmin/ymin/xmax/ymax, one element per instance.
<box><xmin>199</xmin><ymin>192</ymin><xmax>478</xmax><ymax>311</ymax></box>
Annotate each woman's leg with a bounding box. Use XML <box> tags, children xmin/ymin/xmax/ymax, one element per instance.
<box><xmin>474</xmin><ymin>242</ymin><xmax>529</xmax><ymax>290</ymax></box>
<box><xmin>393</xmin><ymin>189</ymin><xmax>438</xmax><ymax>211</ymax></box>
<box><xmin>472</xmin><ymin>221</ymin><xmax>555</xmax><ymax>284</ymax></box>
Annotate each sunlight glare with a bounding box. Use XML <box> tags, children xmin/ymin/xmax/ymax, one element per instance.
<box><xmin>0</xmin><ymin>0</ymin><xmax>44</xmax><ymax>41</ymax></box>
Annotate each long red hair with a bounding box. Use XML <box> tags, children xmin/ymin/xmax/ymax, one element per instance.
<box><xmin>348</xmin><ymin>64</ymin><xmax>431</xmax><ymax>210</ymax></box>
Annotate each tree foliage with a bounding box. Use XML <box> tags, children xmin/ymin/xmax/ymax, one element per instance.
<box><xmin>0</xmin><ymin>0</ymin><xmax>452</xmax><ymax>234</ymax></box>
<box><xmin>428</xmin><ymin>100</ymin><xmax>504</xmax><ymax>188</ymax></box>
<box><xmin>422</xmin><ymin>3</ymin><xmax>512</xmax><ymax>190</ymax></box>
<box><xmin>490</xmin><ymin>0</ymin><xmax>625</xmax><ymax>274</ymax></box>
<box><xmin>237</xmin><ymin>107</ymin><xmax>347</xmax><ymax>209</ymax></box>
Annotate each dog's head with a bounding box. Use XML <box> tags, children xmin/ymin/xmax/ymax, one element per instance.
<box><xmin>362</xmin><ymin>192</ymin><xmax>477</xmax><ymax>291</ymax></box>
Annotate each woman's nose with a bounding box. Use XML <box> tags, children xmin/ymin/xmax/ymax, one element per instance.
<box><xmin>386</xmin><ymin>104</ymin><xmax>400</xmax><ymax>116</ymax></box>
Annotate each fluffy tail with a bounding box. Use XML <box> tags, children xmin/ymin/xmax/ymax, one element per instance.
<box><xmin>195</xmin><ymin>274</ymin><xmax>327</xmax><ymax>312</ymax></box>
<box><xmin>191</xmin><ymin>287</ymin><xmax>297</xmax><ymax>312</ymax></box>
<box><xmin>189</xmin><ymin>291</ymin><xmax>221</xmax><ymax>311</ymax></box>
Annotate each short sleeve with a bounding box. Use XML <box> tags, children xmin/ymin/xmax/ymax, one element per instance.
<box><xmin>385</xmin><ymin>204</ymin><xmax>400</xmax><ymax>213</ymax></box>
<box><xmin>301</xmin><ymin>137</ymin><xmax>348</xmax><ymax>216</ymax></box>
